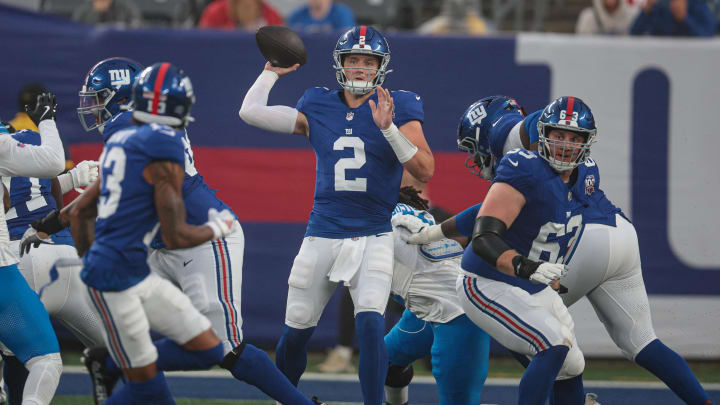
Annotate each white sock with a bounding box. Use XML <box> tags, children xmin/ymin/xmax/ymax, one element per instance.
<box><xmin>22</xmin><ymin>353</ymin><xmax>62</xmax><ymax>405</ymax></box>
<box><xmin>384</xmin><ymin>385</ymin><xmax>409</xmax><ymax>405</ymax></box>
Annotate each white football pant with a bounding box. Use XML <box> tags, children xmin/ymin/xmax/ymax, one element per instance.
<box><xmin>285</xmin><ymin>234</ymin><xmax>394</xmax><ymax>329</ymax></box>
<box><xmin>148</xmin><ymin>224</ymin><xmax>244</xmax><ymax>355</ymax></box>
<box><xmin>562</xmin><ymin>214</ymin><xmax>657</xmax><ymax>359</ymax></box>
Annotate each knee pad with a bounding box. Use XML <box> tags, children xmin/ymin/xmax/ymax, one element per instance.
<box><xmin>285</xmin><ymin>297</ymin><xmax>315</xmax><ymax>328</ymax></box>
<box><xmin>557</xmin><ymin>344</ymin><xmax>585</xmax><ymax>380</ymax></box>
<box><xmin>385</xmin><ymin>364</ymin><xmax>414</xmax><ymax>388</ymax></box>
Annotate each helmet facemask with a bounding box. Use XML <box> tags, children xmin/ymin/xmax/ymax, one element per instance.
<box><xmin>77</xmin><ymin>87</ymin><xmax>116</xmax><ymax>132</ymax></box>
<box><xmin>333</xmin><ymin>50</ymin><xmax>391</xmax><ymax>95</ymax></box>
<box><xmin>458</xmin><ymin>128</ymin><xmax>496</xmax><ymax>181</ymax></box>
<box><xmin>537</xmin><ymin>124</ymin><xmax>596</xmax><ymax>172</ymax></box>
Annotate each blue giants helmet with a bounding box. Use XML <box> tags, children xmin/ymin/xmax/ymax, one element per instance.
<box><xmin>457</xmin><ymin>95</ymin><xmax>525</xmax><ymax>180</ymax></box>
<box><xmin>131</xmin><ymin>62</ymin><xmax>195</xmax><ymax>127</ymax></box>
<box><xmin>537</xmin><ymin>96</ymin><xmax>597</xmax><ymax>172</ymax></box>
<box><xmin>333</xmin><ymin>25</ymin><xmax>391</xmax><ymax>95</ymax></box>
<box><xmin>78</xmin><ymin>57</ymin><xmax>143</xmax><ymax>132</ymax></box>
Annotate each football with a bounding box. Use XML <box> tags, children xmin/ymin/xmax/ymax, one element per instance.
<box><xmin>255</xmin><ymin>26</ymin><xmax>307</xmax><ymax>68</ymax></box>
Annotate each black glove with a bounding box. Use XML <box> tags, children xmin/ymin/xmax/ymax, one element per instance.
<box><xmin>19</xmin><ymin>227</ymin><xmax>45</xmax><ymax>258</ymax></box>
<box><xmin>25</xmin><ymin>92</ymin><xmax>57</xmax><ymax>126</ymax></box>
<box><xmin>512</xmin><ymin>255</ymin><xmax>540</xmax><ymax>279</ymax></box>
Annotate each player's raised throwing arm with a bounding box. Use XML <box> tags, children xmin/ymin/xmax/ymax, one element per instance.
<box><xmin>239</xmin><ymin>63</ymin><xmax>309</xmax><ymax>137</ymax></box>
<box><xmin>145</xmin><ymin>160</ymin><xmax>237</xmax><ymax>249</ymax></box>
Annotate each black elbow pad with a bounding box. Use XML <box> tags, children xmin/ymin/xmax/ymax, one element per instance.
<box><xmin>471</xmin><ymin>216</ymin><xmax>512</xmax><ymax>266</ymax></box>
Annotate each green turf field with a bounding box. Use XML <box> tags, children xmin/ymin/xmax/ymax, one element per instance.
<box><xmin>60</xmin><ymin>349</ymin><xmax>720</xmax><ymax>383</ymax></box>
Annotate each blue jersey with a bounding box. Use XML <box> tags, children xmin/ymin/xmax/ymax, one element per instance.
<box><xmin>297</xmin><ymin>87</ymin><xmax>424</xmax><ymax>238</ymax></box>
<box><xmin>461</xmin><ymin>149</ymin><xmax>583</xmax><ymax>293</ymax></box>
<box><xmin>104</xmin><ymin>112</ymin><xmax>235</xmax><ymax>249</ymax></box>
<box><xmin>81</xmin><ymin>123</ymin><xmax>185</xmax><ymax>291</ymax></box>
<box><xmin>490</xmin><ymin>108</ymin><xmax>623</xmax><ymax>227</ymax></box>
<box><xmin>2</xmin><ymin>130</ymin><xmax>72</xmax><ymax>243</ymax></box>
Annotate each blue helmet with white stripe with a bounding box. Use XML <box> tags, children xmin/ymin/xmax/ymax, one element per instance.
<box><xmin>131</xmin><ymin>62</ymin><xmax>195</xmax><ymax>128</ymax></box>
<box><xmin>457</xmin><ymin>95</ymin><xmax>524</xmax><ymax>180</ymax></box>
<box><xmin>333</xmin><ymin>26</ymin><xmax>391</xmax><ymax>95</ymax></box>
<box><xmin>537</xmin><ymin>96</ymin><xmax>596</xmax><ymax>172</ymax></box>
<box><xmin>78</xmin><ymin>57</ymin><xmax>143</xmax><ymax>132</ymax></box>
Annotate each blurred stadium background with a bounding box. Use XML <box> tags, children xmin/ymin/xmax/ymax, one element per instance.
<box><xmin>0</xmin><ymin>0</ymin><xmax>718</xmax><ymax>403</ymax></box>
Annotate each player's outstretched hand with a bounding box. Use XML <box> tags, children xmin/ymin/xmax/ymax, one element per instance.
<box><xmin>368</xmin><ymin>85</ymin><xmax>394</xmax><ymax>131</ymax></box>
<box><xmin>391</xmin><ymin>214</ymin><xmax>427</xmax><ymax>234</ymax></box>
<box><xmin>206</xmin><ymin>208</ymin><xmax>238</xmax><ymax>239</ymax></box>
<box><xmin>70</xmin><ymin>160</ymin><xmax>100</xmax><ymax>188</ymax></box>
<box><xmin>26</xmin><ymin>92</ymin><xmax>58</xmax><ymax>126</ymax></box>
<box><xmin>264</xmin><ymin>62</ymin><xmax>299</xmax><ymax>77</ymax></box>
<box><xmin>19</xmin><ymin>226</ymin><xmax>49</xmax><ymax>257</ymax></box>
<box><xmin>404</xmin><ymin>224</ymin><xmax>445</xmax><ymax>244</ymax></box>
<box><xmin>529</xmin><ymin>263</ymin><xmax>568</xmax><ymax>285</ymax></box>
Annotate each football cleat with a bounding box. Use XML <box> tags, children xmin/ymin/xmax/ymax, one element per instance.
<box><xmin>311</xmin><ymin>396</ymin><xmax>328</xmax><ymax>405</ymax></box>
<box><xmin>81</xmin><ymin>348</ymin><xmax>121</xmax><ymax>405</ymax></box>
<box><xmin>585</xmin><ymin>392</ymin><xmax>601</xmax><ymax>405</ymax></box>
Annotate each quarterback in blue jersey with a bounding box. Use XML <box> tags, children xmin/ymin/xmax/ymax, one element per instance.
<box><xmin>0</xmin><ymin>95</ymin><xmax>67</xmax><ymax>405</ymax></box>
<box><xmin>240</xmin><ymin>25</ymin><xmax>434</xmax><ymax>405</ymax></box>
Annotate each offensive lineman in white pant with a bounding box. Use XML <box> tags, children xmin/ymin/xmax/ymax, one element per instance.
<box><xmin>408</xmin><ymin>95</ymin><xmax>713</xmax><ymax>405</ymax></box>
<box><xmin>0</xmin><ymin>94</ymin><xmax>66</xmax><ymax>405</ymax></box>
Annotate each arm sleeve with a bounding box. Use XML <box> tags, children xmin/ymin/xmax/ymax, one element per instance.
<box><xmin>0</xmin><ymin>120</ymin><xmax>65</xmax><ymax>178</ymax></box>
<box><xmin>57</xmin><ymin>172</ymin><xmax>75</xmax><ymax>194</ymax></box>
<box><xmin>455</xmin><ymin>203</ymin><xmax>483</xmax><ymax>237</ymax></box>
<box><xmin>238</xmin><ymin>70</ymin><xmax>299</xmax><ymax>134</ymax></box>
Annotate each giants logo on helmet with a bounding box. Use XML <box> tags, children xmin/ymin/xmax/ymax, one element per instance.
<box><xmin>467</xmin><ymin>105</ymin><xmax>487</xmax><ymax>126</ymax></box>
<box><xmin>109</xmin><ymin>69</ymin><xmax>131</xmax><ymax>89</ymax></box>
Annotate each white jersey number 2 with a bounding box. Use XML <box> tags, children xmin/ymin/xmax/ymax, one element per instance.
<box><xmin>97</xmin><ymin>147</ymin><xmax>126</xmax><ymax>219</ymax></box>
<box><xmin>334</xmin><ymin>136</ymin><xmax>367</xmax><ymax>192</ymax></box>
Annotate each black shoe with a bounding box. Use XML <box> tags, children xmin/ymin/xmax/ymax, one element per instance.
<box><xmin>81</xmin><ymin>348</ymin><xmax>121</xmax><ymax>405</ymax></box>
<box><xmin>311</xmin><ymin>396</ymin><xmax>328</xmax><ymax>405</ymax></box>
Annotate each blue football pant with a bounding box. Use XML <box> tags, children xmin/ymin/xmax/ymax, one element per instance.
<box><xmin>385</xmin><ymin>309</ymin><xmax>490</xmax><ymax>405</ymax></box>
<box><xmin>0</xmin><ymin>264</ymin><xmax>59</xmax><ymax>363</ymax></box>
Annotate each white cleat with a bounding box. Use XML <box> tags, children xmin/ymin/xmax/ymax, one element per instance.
<box><xmin>317</xmin><ymin>345</ymin><xmax>355</xmax><ymax>373</ymax></box>
<box><xmin>585</xmin><ymin>393</ymin><xmax>601</xmax><ymax>405</ymax></box>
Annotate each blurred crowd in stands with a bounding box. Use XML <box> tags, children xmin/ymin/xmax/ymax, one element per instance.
<box><xmin>0</xmin><ymin>0</ymin><xmax>717</xmax><ymax>36</ymax></box>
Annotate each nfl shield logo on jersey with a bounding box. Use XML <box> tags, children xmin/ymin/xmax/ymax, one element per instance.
<box><xmin>585</xmin><ymin>174</ymin><xmax>596</xmax><ymax>195</ymax></box>
<box><xmin>346</xmin><ymin>112</ymin><xmax>354</xmax><ymax>121</ymax></box>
